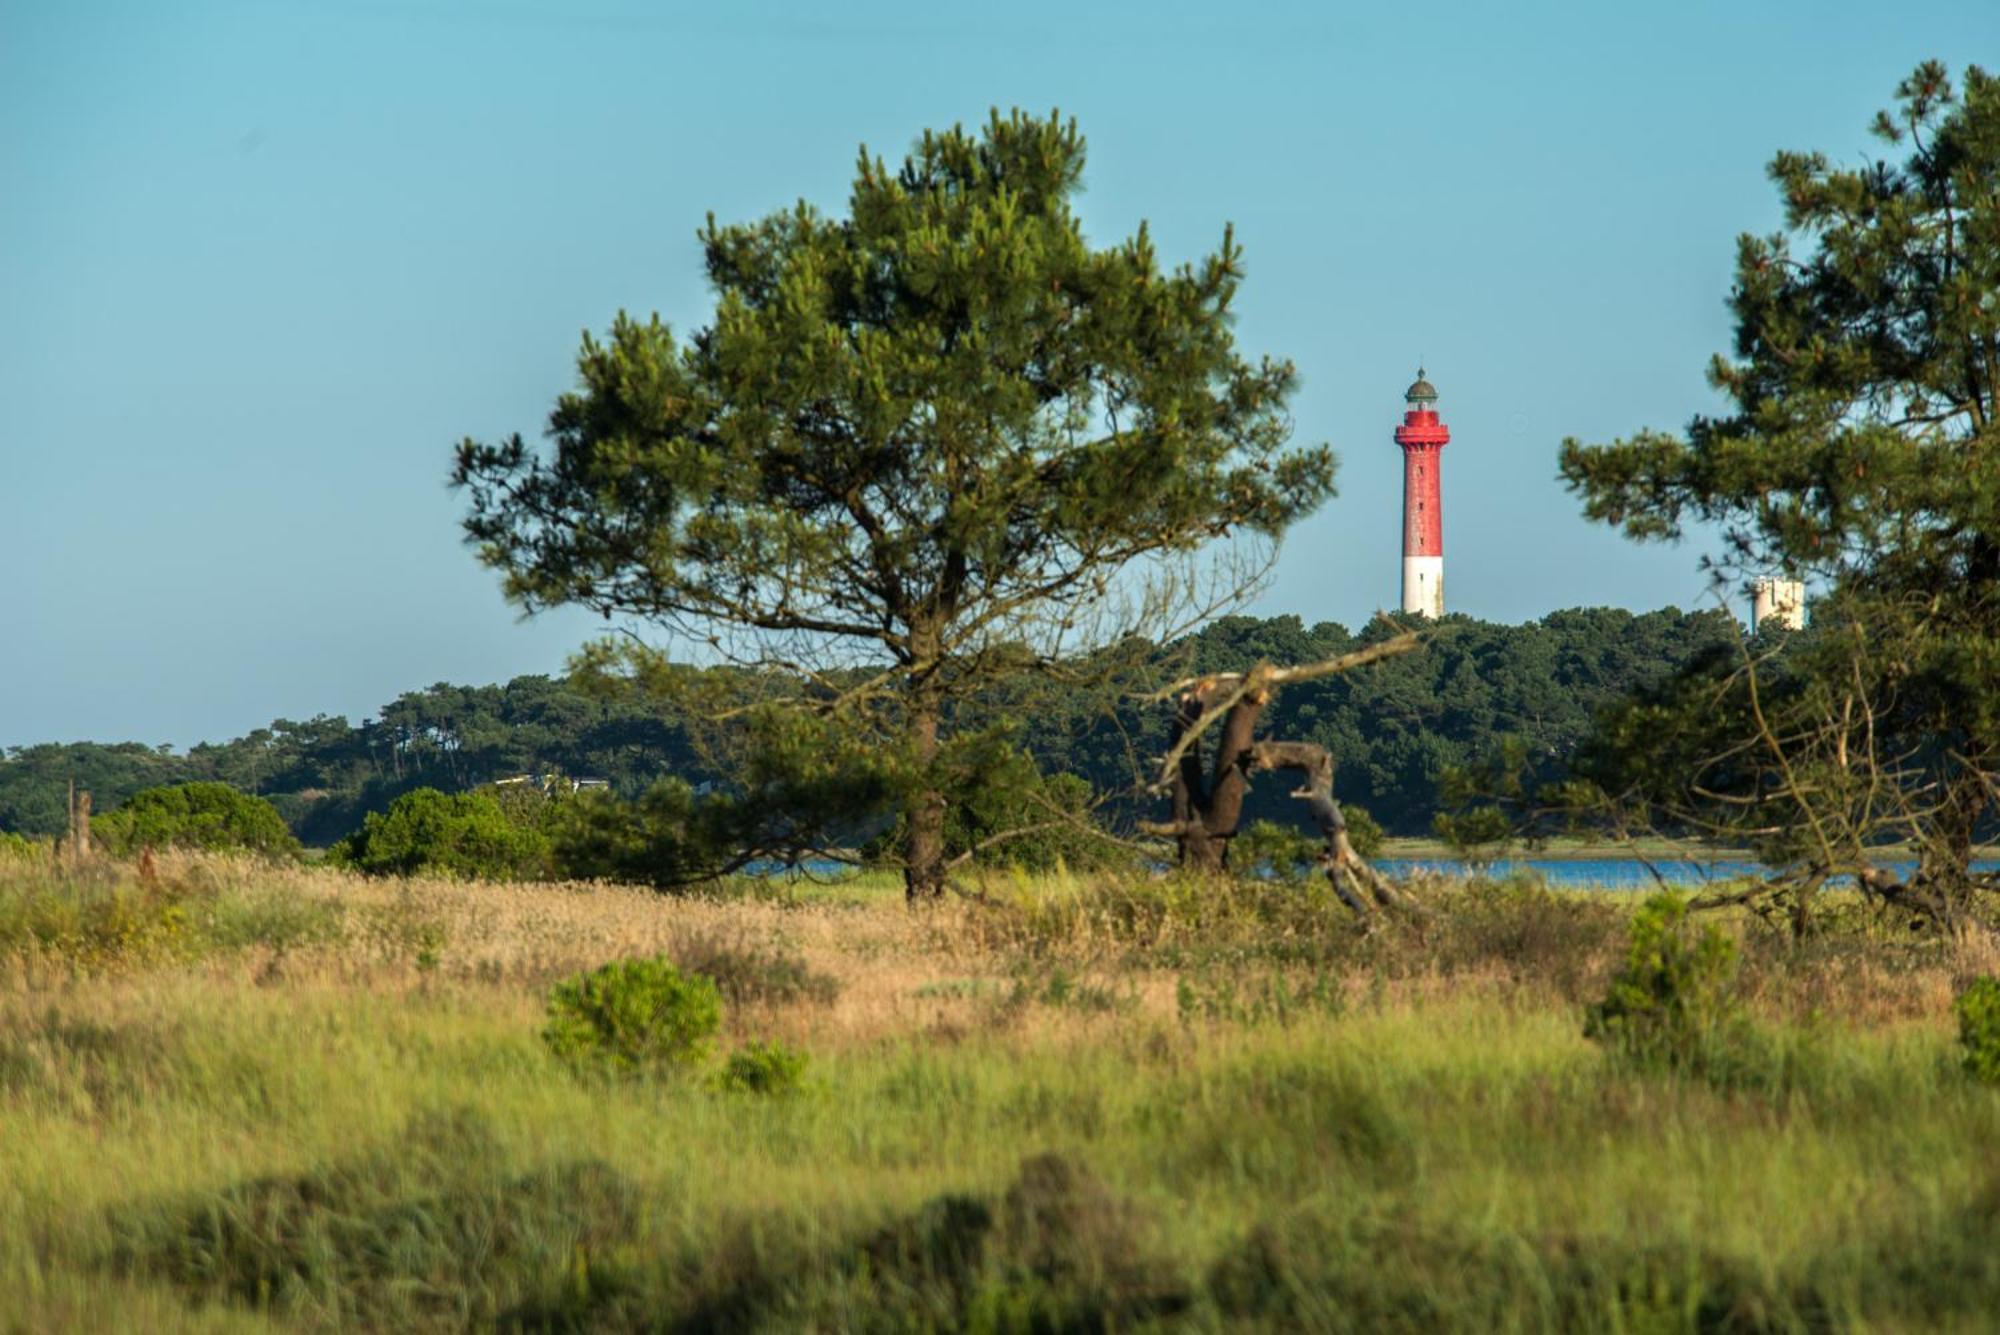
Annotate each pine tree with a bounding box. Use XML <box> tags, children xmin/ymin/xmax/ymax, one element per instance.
<box><xmin>1559</xmin><ymin>62</ymin><xmax>2000</xmax><ymax>920</ymax></box>
<box><xmin>453</xmin><ymin>110</ymin><xmax>1334</xmax><ymax>898</ymax></box>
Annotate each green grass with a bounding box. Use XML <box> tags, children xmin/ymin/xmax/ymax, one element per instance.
<box><xmin>1</xmin><ymin>853</ymin><xmax>1996</xmax><ymax>1329</ymax></box>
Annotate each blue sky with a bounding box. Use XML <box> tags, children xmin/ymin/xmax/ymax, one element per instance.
<box><xmin>4</xmin><ymin>0</ymin><xmax>1996</xmax><ymax>747</ymax></box>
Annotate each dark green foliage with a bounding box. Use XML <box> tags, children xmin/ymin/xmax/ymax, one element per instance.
<box><xmin>0</xmin><ymin>678</ymin><xmax>706</xmax><ymax>845</ymax></box>
<box><xmin>542</xmin><ymin>956</ymin><xmax>721</xmax><ymax>1077</ymax></box>
<box><xmin>866</xmin><ymin>735</ymin><xmax>1132</xmax><ymax>873</ymax></box>
<box><xmin>1026</xmin><ymin>607</ymin><xmax>1736</xmax><ymax>837</ymax></box>
<box><xmin>109</xmin><ymin>1127</ymin><xmax>2000</xmax><ymax>1332</ymax></box>
<box><xmin>710</xmin><ymin>1040</ymin><xmax>810</xmax><ymax>1096</ymax></box>
<box><xmin>947</xmin><ymin>750</ymin><xmax>1126</xmax><ymax>873</ymax></box>
<box><xmin>545</xmin><ymin>781</ymin><xmax>731</xmax><ymax>886</ymax></box>
<box><xmin>543</xmin><ymin>708</ymin><xmax>911</xmax><ymax>888</ymax></box>
<box><xmin>1954</xmin><ymin>976</ymin><xmax>2000</xmax><ymax>1084</ymax></box>
<box><xmin>1558</xmin><ymin>63</ymin><xmax>2000</xmax><ymax>899</ymax></box>
<box><xmin>1201</xmin><ymin>1182</ymin><xmax>2000</xmax><ymax>1331</ymax></box>
<box><xmin>94</xmin><ymin>782</ymin><xmax>301</xmax><ymax>859</ymax></box>
<box><xmin>1233</xmin><ymin>808</ymin><xmax>1383</xmax><ymax>882</ymax></box>
<box><xmin>1585</xmin><ymin>893</ymin><xmax>1746</xmax><ymax>1077</ymax></box>
<box><xmin>1205</xmin><ymin>1210</ymin><xmax>1797</xmax><ymax>1330</ymax></box>
<box><xmin>107</xmin><ymin>1109</ymin><xmax>637</xmax><ymax>1330</ymax></box>
<box><xmin>3</xmin><ymin>610</ymin><xmax>1739</xmax><ymax>859</ymax></box>
<box><xmin>657</xmin><ymin>1152</ymin><xmax>1191</xmax><ymax>1331</ymax></box>
<box><xmin>0</xmin><ymin>743</ymin><xmax>205</xmax><ymax>839</ymax></box>
<box><xmin>330</xmin><ymin>788</ymin><xmax>550</xmax><ymax>880</ymax></box>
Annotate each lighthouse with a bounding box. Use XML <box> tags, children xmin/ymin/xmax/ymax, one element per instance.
<box><xmin>1394</xmin><ymin>368</ymin><xmax>1449</xmax><ymax>618</ymax></box>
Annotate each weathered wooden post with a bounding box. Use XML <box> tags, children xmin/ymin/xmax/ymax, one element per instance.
<box><xmin>67</xmin><ymin>781</ymin><xmax>92</xmax><ymax>863</ymax></box>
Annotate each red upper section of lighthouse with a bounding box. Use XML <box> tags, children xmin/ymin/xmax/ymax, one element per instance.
<box><xmin>1395</xmin><ymin>369</ymin><xmax>1448</xmax><ymax>557</ymax></box>
<box><xmin>1393</xmin><ymin>409</ymin><xmax>1450</xmax><ymax>448</ymax></box>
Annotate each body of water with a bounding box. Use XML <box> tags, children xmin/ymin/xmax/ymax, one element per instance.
<box><xmin>1374</xmin><ymin>856</ymin><xmax>2000</xmax><ymax>889</ymax></box>
<box><xmin>754</xmin><ymin>855</ymin><xmax>1999</xmax><ymax>889</ymax></box>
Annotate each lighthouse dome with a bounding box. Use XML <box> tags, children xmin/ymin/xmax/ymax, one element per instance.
<box><xmin>1404</xmin><ymin>369</ymin><xmax>1438</xmax><ymax>404</ymax></box>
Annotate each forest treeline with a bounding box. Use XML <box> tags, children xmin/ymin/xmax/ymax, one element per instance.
<box><xmin>1</xmin><ymin>606</ymin><xmax>1732</xmax><ymax>845</ymax></box>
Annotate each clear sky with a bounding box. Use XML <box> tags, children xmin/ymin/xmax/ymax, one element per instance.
<box><xmin>4</xmin><ymin>0</ymin><xmax>1996</xmax><ymax>748</ymax></box>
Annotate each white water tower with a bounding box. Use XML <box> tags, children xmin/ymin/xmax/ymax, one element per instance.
<box><xmin>1750</xmin><ymin>577</ymin><xmax>1806</xmax><ymax>632</ymax></box>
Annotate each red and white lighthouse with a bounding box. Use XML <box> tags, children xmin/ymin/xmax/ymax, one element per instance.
<box><xmin>1394</xmin><ymin>368</ymin><xmax>1449</xmax><ymax>618</ymax></box>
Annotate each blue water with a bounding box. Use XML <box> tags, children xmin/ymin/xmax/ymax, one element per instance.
<box><xmin>1374</xmin><ymin>856</ymin><xmax>2000</xmax><ymax>889</ymax></box>
<box><xmin>752</xmin><ymin>855</ymin><xmax>2000</xmax><ymax>888</ymax></box>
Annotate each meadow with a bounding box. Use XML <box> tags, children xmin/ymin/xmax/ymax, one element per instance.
<box><xmin>2</xmin><ymin>850</ymin><xmax>1998</xmax><ymax>1331</ymax></box>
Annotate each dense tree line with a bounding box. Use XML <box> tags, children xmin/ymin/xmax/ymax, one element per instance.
<box><xmin>1015</xmin><ymin>607</ymin><xmax>1735</xmax><ymax>835</ymax></box>
<box><xmin>0</xmin><ymin>608</ymin><xmax>1733</xmax><ymax>845</ymax></box>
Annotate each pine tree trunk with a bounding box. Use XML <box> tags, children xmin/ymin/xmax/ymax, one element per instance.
<box><xmin>1923</xmin><ymin>763</ymin><xmax>1989</xmax><ymax>925</ymax></box>
<box><xmin>1180</xmin><ymin>825</ymin><xmax>1230</xmax><ymax>873</ymax></box>
<box><xmin>904</xmin><ymin>687</ymin><xmax>947</xmax><ymax>901</ymax></box>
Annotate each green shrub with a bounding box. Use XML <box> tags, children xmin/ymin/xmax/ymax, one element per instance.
<box><xmin>546</xmin><ymin>780</ymin><xmax>731</xmax><ymax>887</ymax></box>
<box><xmin>1955</xmin><ymin>976</ymin><xmax>2000</xmax><ymax>1084</ymax></box>
<box><xmin>1230</xmin><ymin>820</ymin><xmax>1320</xmax><ymax>882</ymax></box>
<box><xmin>1342</xmin><ymin>804</ymin><xmax>1385</xmax><ymax>858</ymax></box>
<box><xmin>1228</xmin><ymin>809</ymin><xmax>1383</xmax><ymax>885</ymax></box>
<box><xmin>0</xmin><ymin>831</ymin><xmax>44</xmax><ymax>862</ymax></box>
<box><xmin>710</xmin><ymin>1040</ymin><xmax>810</xmax><ymax>1096</ymax></box>
<box><xmin>542</xmin><ymin>956</ymin><xmax>721</xmax><ymax>1077</ymax></box>
<box><xmin>94</xmin><ymin>783</ymin><xmax>301</xmax><ymax>860</ymax></box>
<box><xmin>330</xmin><ymin>788</ymin><xmax>549</xmax><ymax>880</ymax></box>
<box><xmin>1584</xmin><ymin>892</ymin><xmax>1744</xmax><ymax>1076</ymax></box>
<box><xmin>0</xmin><ymin>860</ymin><xmax>349</xmax><ymax>973</ymax></box>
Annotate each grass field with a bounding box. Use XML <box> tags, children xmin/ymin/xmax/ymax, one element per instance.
<box><xmin>2</xmin><ymin>851</ymin><xmax>1998</xmax><ymax>1331</ymax></box>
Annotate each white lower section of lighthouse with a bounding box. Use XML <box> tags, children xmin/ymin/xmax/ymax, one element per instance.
<box><xmin>1401</xmin><ymin>555</ymin><xmax>1444</xmax><ymax>619</ymax></box>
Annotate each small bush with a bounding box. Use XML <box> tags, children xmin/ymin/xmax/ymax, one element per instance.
<box><xmin>331</xmin><ymin>788</ymin><xmax>550</xmax><ymax>880</ymax></box>
<box><xmin>1585</xmin><ymin>892</ymin><xmax>1745</xmax><ymax>1077</ymax></box>
<box><xmin>0</xmin><ymin>831</ymin><xmax>45</xmax><ymax>862</ymax></box>
<box><xmin>1230</xmin><ymin>820</ymin><xmax>1322</xmax><ymax>882</ymax></box>
<box><xmin>1430</xmin><ymin>875</ymin><xmax>1623</xmax><ymax>998</ymax></box>
<box><xmin>0</xmin><ymin>873</ymin><xmax>192</xmax><ymax>970</ymax></box>
<box><xmin>710</xmin><ymin>1040</ymin><xmax>810</xmax><ymax>1096</ymax></box>
<box><xmin>95</xmin><ymin>783</ymin><xmax>301</xmax><ymax>860</ymax></box>
<box><xmin>542</xmin><ymin>956</ymin><xmax>721</xmax><ymax>1077</ymax></box>
<box><xmin>1955</xmin><ymin>976</ymin><xmax>2000</xmax><ymax>1084</ymax></box>
<box><xmin>0</xmin><ymin>857</ymin><xmax>348</xmax><ymax>973</ymax></box>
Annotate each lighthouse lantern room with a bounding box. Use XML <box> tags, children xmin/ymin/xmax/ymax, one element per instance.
<box><xmin>1394</xmin><ymin>368</ymin><xmax>1450</xmax><ymax>618</ymax></box>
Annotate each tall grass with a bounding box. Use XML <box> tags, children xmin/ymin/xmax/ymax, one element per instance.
<box><xmin>0</xmin><ymin>853</ymin><xmax>1995</xmax><ymax>1329</ymax></box>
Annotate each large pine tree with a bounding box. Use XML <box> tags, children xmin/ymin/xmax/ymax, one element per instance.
<box><xmin>453</xmin><ymin>111</ymin><xmax>1334</xmax><ymax>897</ymax></box>
<box><xmin>1560</xmin><ymin>63</ymin><xmax>2000</xmax><ymax>921</ymax></box>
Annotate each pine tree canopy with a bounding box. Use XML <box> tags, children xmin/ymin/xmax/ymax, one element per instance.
<box><xmin>1562</xmin><ymin>61</ymin><xmax>1998</xmax><ymax>592</ymax></box>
